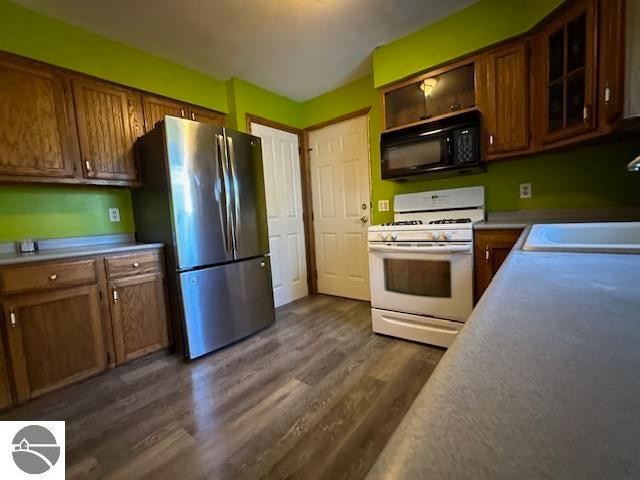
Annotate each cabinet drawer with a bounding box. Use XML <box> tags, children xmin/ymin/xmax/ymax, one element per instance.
<box><xmin>0</xmin><ymin>259</ymin><xmax>98</xmax><ymax>296</ymax></box>
<box><xmin>106</xmin><ymin>250</ymin><xmax>161</xmax><ymax>279</ymax></box>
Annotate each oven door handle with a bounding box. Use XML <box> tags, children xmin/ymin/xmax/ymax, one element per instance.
<box><xmin>368</xmin><ymin>244</ymin><xmax>472</xmax><ymax>254</ymax></box>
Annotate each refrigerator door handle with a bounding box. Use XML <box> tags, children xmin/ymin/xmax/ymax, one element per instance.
<box><xmin>216</xmin><ymin>134</ymin><xmax>233</xmax><ymax>253</ymax></box>
<box><xmin>226</xmin><ymin>135</ymin><xmax>241</xmax><ymax>252</ymax></box>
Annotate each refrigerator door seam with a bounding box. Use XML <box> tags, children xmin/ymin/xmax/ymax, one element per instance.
<box><xmin>226</xmin><ymin>135</ymin><xmax>241</xmax><ymax>253</ymax></box>
<box><xmin>217</xmin><ymin>134</ymin><xmax>234</xmax><ymax>254</ymax></box>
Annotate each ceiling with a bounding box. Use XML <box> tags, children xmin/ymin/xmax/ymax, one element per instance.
<box><xmin>12</xmin><ymin>0</ymin><xmax>477</xmax><ymax>101</ymax></box>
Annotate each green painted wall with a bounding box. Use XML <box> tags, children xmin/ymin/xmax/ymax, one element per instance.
<box><xmin>372</xmin><ymin>0</ymin><xmax>563</xmax><ymax>88</ymax></box>
<box><xmin>0</xmin><ymin>186</ymin><xmax>133</xmax><ymax>242</ymax></box>
<box><xmin>226</xmin><ymin>77</ymin><xmax>303</xmax><ymax>132</ymax></box>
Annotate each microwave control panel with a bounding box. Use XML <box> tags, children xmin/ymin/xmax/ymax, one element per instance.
<box><xmin>453</xmin><ymin>127</ymin><xmax>477</xmax><ymax>163</ymax></box>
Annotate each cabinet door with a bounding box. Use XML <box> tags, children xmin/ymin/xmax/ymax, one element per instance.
<box><xmin>0</xmin><ymin>332</ymin><xmax>12</xmax><ymax>410</ymax></box>
<box><xmin>538</xmin><ymin>0</ymin><xmax>596</xmax><ymax>144</ymax></box>
<box><xmin>474</xmin><ymin>229</ymin><xmax>523</xmax><ymax>303</ymax></box>
<box><xmin>484</xmin><ymin>42</ymin><xmax>531</xmax><ymax>157</ymax></box>
<box><xmin>3</xmin><ymin>286</ymin><xmax>107</xmax><ymax>403</ymax></box>
<box><xmin>73</xmin><ymin>78</ymin><xmax>142</xmax><ymax>181</ymax></box>
<box><xmin>188</xmin><ymin>106</ymin><xmax>226</xmax><ymax>127</ymax></box>
<box><xmin>598</xmin><ymin>0</ymin><xmax>625</xmax><ymax>129</ymax></box>
<box><xmin>142</xmin><ymin>94</ymin><xmax>187</xmax><ymax>131</ymax></box>
<box><xmin>0</xmin><ymin>55</ymin><xmax>78</xmax><ymax>178</ymax></box>
<box><xmin>109</xmin><ymin>273</ymin><xmax>169</xmax><ymax>364</ymax></box>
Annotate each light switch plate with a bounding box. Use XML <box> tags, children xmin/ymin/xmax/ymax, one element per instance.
<box><xmin>109</xmin><ymin>208</ymin><xmax>121</xmax><ymax>222</ymax></box>
<box><xmin>378</xmin><ymin>199</ymin><xmax>390</xmax><ymax>212</ymax></box>
<box><xmin>520</xmin><ymin>183</ymin><xmax>532</xmax><ymax>199</ymax></box>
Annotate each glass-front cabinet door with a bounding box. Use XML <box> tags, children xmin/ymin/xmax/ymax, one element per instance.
<box><xmin>539</xmin><ymin>0</ymin><xmax>596</xmax><ymax>143</ymax></box>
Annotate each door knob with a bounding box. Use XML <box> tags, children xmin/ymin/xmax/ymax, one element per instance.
<box><xmin>360</xmin><ymin>216</ymin><xmax>369</xmax><ymax>224</ymax></box>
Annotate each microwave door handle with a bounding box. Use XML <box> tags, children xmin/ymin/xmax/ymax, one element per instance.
<box><xmin>368</xmin><ymin>244</ymin><xmax>472</xmax><ymax>254</ymax></box>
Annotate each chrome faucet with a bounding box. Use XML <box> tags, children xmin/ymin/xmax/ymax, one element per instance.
<box><xmin>628</xmin><ymin>155</ymin><xmax>640</xmax><ymax>172</ymax></box>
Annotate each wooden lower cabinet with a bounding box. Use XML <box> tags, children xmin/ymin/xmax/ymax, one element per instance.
<box><xmin>109</xmin><ymin>272</ymin><xmax>169</xmax><ymax>364</ymax></box>
<box><xmin>474</xmin><ymin>228</ymin><xmax>524</xmax><ymax>303</ymax></box>
<box><xmin>0</xmin><ymin>335</ymin><xmax>12</xmax><ymax>410</ymax></box>
<box><xmin>3</xmin><ymin>285</ymin><xmax>106</xmax><ymax>403</ymax></box>
<box><xmin>0</xmin><ymin>247</ymin><xmax>170</xmax><ymax>408</ymax></box>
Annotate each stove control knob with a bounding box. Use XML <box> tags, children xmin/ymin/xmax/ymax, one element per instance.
<box><xmin>441</xmin><ymin>232</ymin><xmax>451</xmax><ymax>241</ymax></box>
<box><xmin>380</xmin><ymin>233</ymin><xmax>389</xmax><ymax>241</ymax></box>
<box><xmin>391</xmin><ymin>233</ymin><xmax>398</xmax><ymax>240</ymax></box>
<box><xmin>426</xmin><ymin>232</ymin><xmax>436</xmax><ymax>241</ymax></box>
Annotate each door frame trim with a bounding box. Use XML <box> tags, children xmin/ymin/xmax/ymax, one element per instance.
<box><xmin>246</xmin><ymin>114</ymin><xmax>317</xmax><ymax>294</ymax></box>
<box><xmin>303</xmin><ymin>107</ymin><xmax>372</xmax><ymax>299</ymax></box>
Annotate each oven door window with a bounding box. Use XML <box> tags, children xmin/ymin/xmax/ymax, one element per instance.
<box><xmin>383</xmin><ymin>258</ymin><xmax>451</xmax><ymax>297</ymax></box>
<box><xmin>384</xmin><ymin>136</ymin><xmax>446</xmax><ymax>175</ymax></box>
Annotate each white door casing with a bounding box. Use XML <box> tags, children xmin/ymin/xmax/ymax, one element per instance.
<box><xmin>251</xmin><ymin>122</ymin><xmax>308</xmax><ymax>307</ymax></box>
<box><xmin>308</xmin><ymin>115</ymin><xmax>371</xmax><ymax>301</ymax></box>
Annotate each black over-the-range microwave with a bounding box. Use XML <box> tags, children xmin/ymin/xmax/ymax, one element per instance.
<box><xmin>381</xmin><ymin>110</ymin><xmax>485</xmax><ymax>180</ymax></box>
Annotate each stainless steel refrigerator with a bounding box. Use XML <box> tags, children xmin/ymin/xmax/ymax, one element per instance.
<box><xmin>132</xmin><ymin>116</ymin><xmax>275</xmax><ymax>360</ymax></box>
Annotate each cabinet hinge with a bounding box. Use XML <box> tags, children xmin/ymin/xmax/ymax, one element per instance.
<box><xmin>98</xmin><ymin>290</ymin><xmax>103</xmax><ymax>300</ymax></box>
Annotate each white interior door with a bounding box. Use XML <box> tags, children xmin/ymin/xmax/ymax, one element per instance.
<box><xmin>308</xmin><ymin>115</ymin><xmax>371</xmax><ymax>301</ymax></box>
<box><xmin>251</xmin><ymin>123</ymin><xmax>308</xmax><ymax>307</ymax></box>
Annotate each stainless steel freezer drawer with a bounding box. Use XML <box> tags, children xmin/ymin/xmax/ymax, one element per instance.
<box><xmin>179</xmin><ymin>256</ymin><xmax>275</xmax><ymax>359</ymax></box>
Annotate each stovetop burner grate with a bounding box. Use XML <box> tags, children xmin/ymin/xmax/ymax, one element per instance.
<box><xmin>428</xmin><ymin>218</ymin><xmax>472</xmax><ymax>225</ymax></box>
<box><xmin>381</xmin><ymin>220</ymin><xmax>424</xmax><ymax>227</ymax></box>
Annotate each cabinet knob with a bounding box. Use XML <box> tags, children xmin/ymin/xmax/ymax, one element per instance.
<box><xmin>180</xmin><ymin>108</ymin><xmax>185</xmax><ymax>117</ymax></box>
<box><xmin>489</xmin><ymin>135</ymin><xmax>495</xmax><ymax>146</ymax></box>
<box><xmin>132</xmin><ymin>262</ymin><xmax>140</xmax><ymax>268</ymax></box>
<box><xmin>10</xmin><ymin>310</ymin><xmax>17</xmax><ymax>328</ymax></box>
<box><xmin>112</xmin><ymin>288</ymin><xmax>118</xmax><ymax>304</ymax></box>
<box><xmin>49</xmin><ymin>273</ymin><xmax>57</xmax><ymax>281</ymax></box>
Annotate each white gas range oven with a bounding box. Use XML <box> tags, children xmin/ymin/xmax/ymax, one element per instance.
<box><xmin>368</xmin><ymin>186</ymin><xmax>485</xmax><ymax>348</ymax></box>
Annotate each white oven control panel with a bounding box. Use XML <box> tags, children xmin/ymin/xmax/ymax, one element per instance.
<box><xmin>368</xmin><ymin>229</ymin><xmax>473</xmax><ymax>242</ymax></box>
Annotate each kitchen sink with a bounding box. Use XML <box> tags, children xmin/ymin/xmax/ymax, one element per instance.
<box><xmin>523</xmin><ymin>222</ymin><xmax>640</xmax><ymax>254</ymax></box>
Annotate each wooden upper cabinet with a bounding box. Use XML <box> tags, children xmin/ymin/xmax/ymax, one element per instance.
<box><xmin>3</xmin><ymin>285</ymin><xmax>107</xmax><ymax>403</ymax></box>
<box><xmin>142</xmin><ymin>94</ymin><xmax>187</xmax><ymax>131</ymax></box>
<box><xmin>0</xmin><ymin>55</ymin><xmax>78</xmax><ymax>179</ymax></box>
<box><xmin>72</xmin><ymin>78</ymin><xmax>143</xmax><ymax>182</ymax></box>
<box><xmin>382</xmin><ymin>61</ymin><xmax>476</xmax><ymax>131</ymax></box>
<box><xmin>483</xmin><ymin>41</ymin><xmax>531</xmax><ymax>158</ymax></box>
<box><xmin>536</xmin><ymin>0</ymin><xmax>597</xmax><ymax>145</ymax></box>
<box><xmin>598</xmin><ymin>0</ymin><xmax>626</xmax><ymax>130</ymax></box>
<box><xmin>188</xmin><ymin>106</ymin><xmax>226</xmax><ymax>127</ymax></box>
<box><xmin>143</xmin><ymin>94</ymin><xmax>227</xmax><ymax>131</ymax></box>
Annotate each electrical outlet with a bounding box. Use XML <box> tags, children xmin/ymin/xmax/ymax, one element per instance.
<box><xmin>378</xmin><ymin>199</ymin><xmax>390</xmax><ymax>212</ymax></box>
<box><xmin>109</xmin><ymin>208</ymin><xmax>121</xmax><ymax>222</ymax></box>
<box><xmin>520</xmin><ymin>183</ymin><xmax>532</xmax><ymax>199</ymax></box>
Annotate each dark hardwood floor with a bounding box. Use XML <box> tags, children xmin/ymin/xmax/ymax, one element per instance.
<box><xmin>2</xmin><ymin>294</ymin><xmax>445</xmax><ymax>479</ymax></box>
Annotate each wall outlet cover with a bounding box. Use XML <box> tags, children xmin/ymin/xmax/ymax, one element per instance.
<box><xmin>378</xmin><ymin>199</ymin><xmax>390</xmax><ymax>212</ymax></box>
<box><xmin>520</xmin><ymin>183</ymin><xmax>532</xmax><ymax>199</ymax></box>
<box><xmin>109</xmin><ymin>208</ymin><xmax>121</xmax><ymax>222</ymax></box>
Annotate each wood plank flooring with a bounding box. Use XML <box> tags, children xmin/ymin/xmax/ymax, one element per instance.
<box><xmin>2</xmin><ymin>294</ymin><xmax>445</xmax><ymax>479</ymax></box>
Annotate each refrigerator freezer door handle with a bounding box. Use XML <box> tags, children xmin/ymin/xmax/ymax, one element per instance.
<box><xmin>217</xmin><ymin>134</ymin><xmax>233</xmax><ymax>253</ymax></box>
<box><xmin>226</xmin><ymin>135</ymin><xmax>241</xmax><ymax>252</ymax></box>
